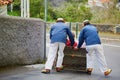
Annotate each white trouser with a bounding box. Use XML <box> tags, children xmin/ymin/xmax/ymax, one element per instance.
<box><xmin>86</xmin><ymin>44</ymin><xmax>108</xmax><ymax>73</ymax></box>
<box><xmin>45</xmin><ymin>42</ymin><xmax>65</xmax><ymax>70</ymax></box>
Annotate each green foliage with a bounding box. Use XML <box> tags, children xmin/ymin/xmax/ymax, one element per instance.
<box><xmin>66</xmin><ymin>0</ymin><xmax>87</xmax><ymax>3</ymax></box>
<box><xmin>7</xmin><ymin>0</ymin><xmax>91</xmax><ymax>22</ymax></box>
<box><xmin>30</xmin><ymin>0</ymin><xmax>44</xmax><ymax>18</ymax></box>
<box><xmin>7</xmin><ymin>0</ymin><xmax>120</xmax><ymax>24</ymax></box>
<box><xmin>46</xmin><ymin>1</ymin><xmax>92</xmax><ymax>22</ymax></box>
<box><xmin>8</xmin><ymin>11</ymin><xmax>20</xmax><ymax>16</ymax></box>
<box><xmin>91</xmin><ymin>1</ymin><xmax>120</xmax><ymax>24</ymax></box>
<box><xmin>51</xmin><ymin>3</ymin><xmax>92</xmax><ymax>22</ymax></box>
<box><xmin>8</xmin><ymin>0</ymin><xmax>21</xmax><ymax>16</ymax></box>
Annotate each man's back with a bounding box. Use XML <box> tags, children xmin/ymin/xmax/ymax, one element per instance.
<box><xmin>78</xmin><ymin>24</ymin><xmax>101</xmax><ymax>48</ymax></box>
<box><xmin>83</xmin><ymin>25</ymin><xmax>101</xmax><ymax>45</ymax></box>
<box><xmin>50</xmin><ymin>22</ymin><xmax>74</xmax><ymax>45</ymax></box>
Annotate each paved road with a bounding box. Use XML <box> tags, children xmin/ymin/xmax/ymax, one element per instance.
<box><xmin>0</xmin><ymin>38</ymin><xmax>120</xmax><ymax>80</ymax></box>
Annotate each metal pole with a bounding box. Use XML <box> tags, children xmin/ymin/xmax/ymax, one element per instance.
<box><xmin>45</xmin><ymin>0</ymin><xmax>47</xmax><ymax>22</ymax></box>
<box><xmin>44</xmin><ymin>22</ymin><xmax>46</xmax><ymax>62</ymax></box>
<box><xmin>44</xmin><ymin>0</ymin><xmax>47</xmax><ymax>62</ymax></box>
<box><xmin>27</xmin><ymin>0</ymin><xmax>30</xmax><ymax>17</ymax></box>
<box><xmin>24</xmin><ymin>0</ymin><xmax>26</xmax><ymax>17</ymax></box>
<box><xmin>76</xmin><ymin>22</ymin><xmax>78</xmax><ymax>39</ymax></box>
<box><xmin>21</xmin><ymin>0</ymin><xmax>23</xmax><ymax>17</ymax></box>
<box><xmin>69</xmin><ymin>22</ymin><xmax>71</xmax><ymax>30</ymax></box>
<box><xmin>10</xmin><ymin>3</ymin><xmax>13</xmax><ymax>12</ymax></box>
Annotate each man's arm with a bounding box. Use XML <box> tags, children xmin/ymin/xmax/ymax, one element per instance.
<box><xmin>67</xmin><ymin>28</ymin><xmax>75</xmax><ymax>46</ymax></box>
<box><xmin>77</xmin><ymin>29</ymin><xmax>84</xmax><ymax>48</ymax></box>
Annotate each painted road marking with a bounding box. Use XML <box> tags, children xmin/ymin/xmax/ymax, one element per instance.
<box><xmin>102</xmin><ymin>44</ymin><xmax>120</xmax><ymax>48</ymax></box>
<box><xmin>101</xmin><ymin>38</ymin><xmax>120</xmax><ymax>41</ymax></box>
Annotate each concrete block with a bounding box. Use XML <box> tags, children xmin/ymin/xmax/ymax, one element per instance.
<box><xmin>0</xmin><ymin>16</ymin><xmax>45</xmax><ymax>67</ymax></box>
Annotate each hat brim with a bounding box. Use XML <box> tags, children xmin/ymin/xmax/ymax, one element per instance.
<box><xmin>56</xmin><ymin>20</ymin><xmax>65</xmax><ymax>22</ymax></box>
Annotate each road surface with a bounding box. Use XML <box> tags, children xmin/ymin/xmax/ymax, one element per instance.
<box><xmin>0</xmin><ymin>37</ymin><xmax>120</xmax><ymax>80</ymax></box>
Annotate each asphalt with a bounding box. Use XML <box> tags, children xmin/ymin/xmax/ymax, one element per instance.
<box><xmin>0</xmin><ymin>36</ymin><xmax>120</xmax><ymax>80</ymax></box>
<box><xmin>0</xmin><ymin>64</ymin><xmax>115</xmax><ymax>80</ymax></box>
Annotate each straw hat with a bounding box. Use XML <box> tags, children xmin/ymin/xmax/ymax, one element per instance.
<box><xmin>56</xmin><ymin>18</ymin><xmax>65</xmax><ymax>22</ymax></box>
<box><xmin>83</xmin><ymin>20</ymin><xmax>89</xmax><ymax>23</ymax></box>
<box><xmin>83</xmin><ymin>20</ymin><xmax>90</xmax><ymax>26</ymax></box>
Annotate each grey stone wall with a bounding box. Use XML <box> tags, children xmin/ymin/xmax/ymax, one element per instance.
<box><xmin>0</xmin><ymin>16</ymin><xmax>45</xmax><ymax>67</ymax></box>
<box><xmin>94</xmin><ymin>24</ymin><xmax>115</xmax><ymax>32</ymax></box>
<box><xmin>47</xmin><ymin>22</ymin><xmax>116</xmax><ymax>33</ymax></box>
<box><xmin>78</xmin><ymin>23</ymin><xmax>115</xmax><ymax>32</ymax></box>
